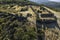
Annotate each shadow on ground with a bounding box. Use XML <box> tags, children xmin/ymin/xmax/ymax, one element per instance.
<box><xmin>0</xmin><ymin>12</ymin><xmax>28</xmax><ymax>40</ymax></box>
<box><xmin>36</xmin><ymin>16</ymin><xmax>60</xmax><ymax>40</ymax></box>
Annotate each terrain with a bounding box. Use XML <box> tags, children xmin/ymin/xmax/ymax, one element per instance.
<box><xmin>43</xmin><ymin>1</ymin><xmax>60</xmax><ymax>12</ymax></box>
<box><xmin>0</xmin><ymin>0</ymin><xmax>60</xmax><ymax>40</ymax></box>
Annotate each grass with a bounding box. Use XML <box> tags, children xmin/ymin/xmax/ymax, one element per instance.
<box><xmin>0</xmin><ymin>12</ymin><xmax>37</xmax><ymax>40</ymax></box>
<box><xmin>46</xmin><ymin>6</ymin><xmax>60</xmax><ymax>12</ymax></box>
<box><xmin>0</xmin><ymin>4</ymin><xmax>25</xmax><ymax>14</ymax></box>
<box><xmin>0</xmin><ymin>3</ymin><xmax>37</xmax><ymax>40</ymax></box>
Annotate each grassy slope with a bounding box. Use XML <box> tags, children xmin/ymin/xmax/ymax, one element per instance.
<box><xmin>0</xmin><ymin>0</ymin><xmax>38</xmax><ymax>40</ymax></box>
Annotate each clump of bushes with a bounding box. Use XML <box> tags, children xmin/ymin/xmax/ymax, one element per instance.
<box><xmin>37</xmin><ymin>10</ymin><xmax>42</xmax><ymax>13</ymax></box>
